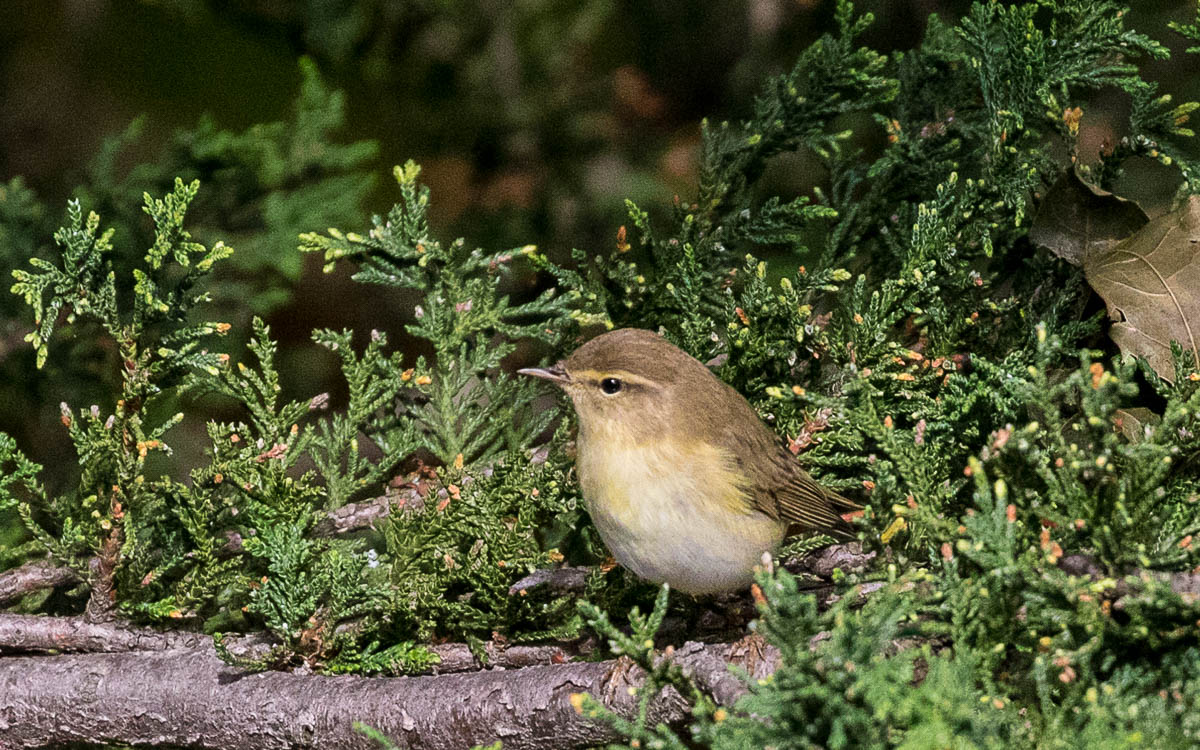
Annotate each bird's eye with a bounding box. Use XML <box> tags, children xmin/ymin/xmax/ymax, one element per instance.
<box><xmin>600</xmin><ymin>377</ymin><xmax>623</xmax><ymax>394</ymax></box>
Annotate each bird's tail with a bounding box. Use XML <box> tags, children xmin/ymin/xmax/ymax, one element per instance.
<box><xmin>823</xmin><ymin>487</ymin><xmax>862</xmax><ymax>540</ymax></box>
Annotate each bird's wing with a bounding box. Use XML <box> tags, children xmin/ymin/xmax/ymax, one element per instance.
<box><xmin>700</xmin><ymin>379</ymin><xmax>859</xmax><ymax>538</ymax></box>
<box><xmin>742</xmin><ymin>437</ymin><xmax>859</xmax><ymax>540</ymax></box>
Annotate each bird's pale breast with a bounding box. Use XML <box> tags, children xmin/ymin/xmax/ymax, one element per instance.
<box><xmin>576</xmin><ymin>435</ymin><xmax>785</xmax><ymax>594</ymax></box>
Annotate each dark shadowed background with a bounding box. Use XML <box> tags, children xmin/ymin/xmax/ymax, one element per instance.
<box><xmin>0</xmin><ymin>0</ymin><xmax>1196</xmax><ymax>483</ymax></box>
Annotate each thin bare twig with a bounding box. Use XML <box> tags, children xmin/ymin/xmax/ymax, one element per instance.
<box><xmin>0</xmin><ymin>557</ymin><xmax>79</xmax><ymax>606</ymax></box>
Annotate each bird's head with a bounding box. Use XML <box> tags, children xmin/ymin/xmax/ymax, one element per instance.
<box><xmin>518</xmin><ymin>328</ymin><xmax>715</xmax><ymax>441</ymax></box>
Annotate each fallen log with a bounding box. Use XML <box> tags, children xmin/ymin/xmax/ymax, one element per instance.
<box><xmin>0</xmin><ymin>637</ymin><xmax>778</xmax><ymax>750</ymax></box>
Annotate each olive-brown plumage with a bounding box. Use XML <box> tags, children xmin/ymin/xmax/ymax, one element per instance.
<box><xmin>520</xmin><ymin>328</ymin><xmax>856</xmax><ymax>593</ymax></box>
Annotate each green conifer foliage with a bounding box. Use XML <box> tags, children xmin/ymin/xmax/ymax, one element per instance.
<box><xmin>301</xmin><ymin>160</ymin><xmax>571</xmax><ymax>465</ymax></box>
<box><xmin>3</xmin><ymin>1</ymin><xmax>1200</xmax><ymax>745</ymax></box>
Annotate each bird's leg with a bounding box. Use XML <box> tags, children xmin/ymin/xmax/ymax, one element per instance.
<box><xmin>599</xmin><ymin>654</ymin><xmax>641</xmax><ymax>704</ymax></box>
<box><xmin>726</xmin><ymin>631</ymin><xmax>772</xmax><ymax>674</ymax></box>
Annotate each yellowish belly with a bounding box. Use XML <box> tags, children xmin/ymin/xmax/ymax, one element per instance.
<box><xmin>577</xmin><ymin>439</ymin><xmax>784</xmax><ymax>595</ymax></box>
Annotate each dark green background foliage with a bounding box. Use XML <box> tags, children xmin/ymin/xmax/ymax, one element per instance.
<box><xmin>4</xmin><ymin>0</ymin><xmax>1200</xmax><ymax>746</ymax></box>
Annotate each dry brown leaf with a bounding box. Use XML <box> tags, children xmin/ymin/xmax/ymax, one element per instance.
<box><xmin>1114</xmin><ymin>407</ymin><xmax>1161</xmax><ymax>444</ymax></box>
<box><xmin>1029</xmin><ymin>170</ymin><xmax>1148</xmax><ymax>266</ymax></box>
<box><xmin>1030</xmin><ymin>171</ymin><xmax>1200</xmax><ymax>382</ymax></box>
<box><xmin>1087</xmin><ymin>195</ymin><xmax>1200</xmax><ymax>382</ymax></box>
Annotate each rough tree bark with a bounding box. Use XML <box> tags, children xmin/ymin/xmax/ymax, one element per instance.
<box><xmin>0</xmin><ymin>636</ymin><xmax>778</xmax><ymax>750</ymax></box>
<box><xmin>0</xmin><ymin>558</ymin><xmax>78</xmax><ymax>606</ymax></box>
<box><xmin>7</xmin><ymin>540</ymin><xmax>1178</xmax><ymax>748</ymax></box>
<box><xmin>0</xmin><ymin>539</ymin><xmax>871</xmax><ymax>749</ymax></box>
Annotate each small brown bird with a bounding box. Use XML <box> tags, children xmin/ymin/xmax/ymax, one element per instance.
<box><xmin>520</xmin><ymin>328</ymin><xmax>857</xmax><ymax>594</ymax></box>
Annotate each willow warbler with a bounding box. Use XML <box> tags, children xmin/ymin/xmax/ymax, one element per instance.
<box><xmin>519</xmin><ymin>328</ymin><xmax>857</xmax><ymax>595</ymax></box>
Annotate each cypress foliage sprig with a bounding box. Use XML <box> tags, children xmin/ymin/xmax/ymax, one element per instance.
<box><xmin>307</xmin><ymin>327</ymin><xmax>421</xmax><ymax>509</ymax></box>
<box><xmin>6</xmin><ymin>180</ymin><xmax>233</xmax><ymax>581</ymax></box>
<box><xmin>575</xmin><ymin>585</ymin><xmax>718</xmax><ymax>750</ymax></box>
<box><xmin>301</xmin><ymin>161</ymin><xmax>570</xmax><ymax>464</ymax></box>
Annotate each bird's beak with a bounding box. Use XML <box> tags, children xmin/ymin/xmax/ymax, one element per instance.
<box><xmin>518</xmin><ymin>361</ymin><xmax>571</xmax><ymax>386</ymax></box>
